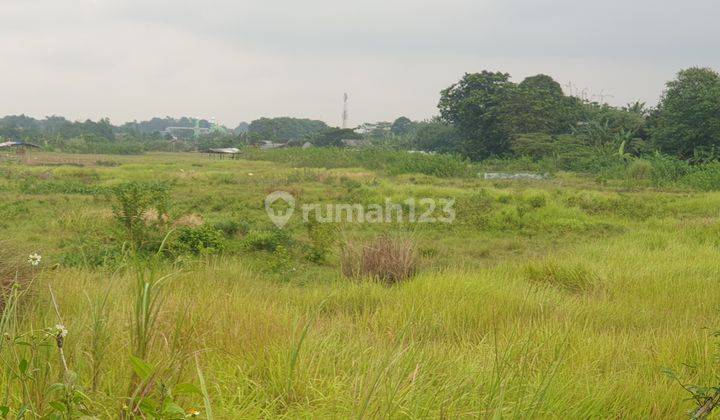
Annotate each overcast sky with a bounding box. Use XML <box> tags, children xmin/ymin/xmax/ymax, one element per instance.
<box><xmin>1</xmin><ymin>0</ymin><xmax>717</xmax><ymax>128</ymax></box>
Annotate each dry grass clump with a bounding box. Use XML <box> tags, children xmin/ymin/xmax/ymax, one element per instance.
<box><xmin>173</xmin><ymin>213</ymin><xmax>204</xmax><ymax>227</ymax></box>
<box><xmin>142</xmin><ymin>208</ymin><xmax>170</xmax><ymax>225</ymax></box>
<box><xmin>0</xmin><ymin>242</ymin><xmax>32</xmax><ymax>309</ymax></box>
<box><xmin>341</xmin><ymin>235</ymin><xmax>417</xmax><ymax>283</ymax></box>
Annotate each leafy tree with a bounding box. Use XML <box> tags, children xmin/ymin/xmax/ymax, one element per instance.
<box><xmin>439</xmin><ymin>71</ymin><xmax>515</xmax><ymax>159</ymax></box>
<box><xmin>310</xmin><ymin>128</ymin><xmax>362</xmax><ymax>147</ymax></box>
<box><xmin>650</xmin><ymin>67</ymin><xmax>720</xmax><ymax>158</ymax></box>
<box><xmin>412</xmin><ymin>119</ymin><xmax>461</xmax><ymax>153</ymax></box>
<box><xmin>575</xmin><ymin>103</ymin><xmax>646</xmax><ymax>146</ymax></box>
<box><xmin>110</xmin><ymin>181</ymin><xmax>170</xmax><ymax>249</ymax></box>
<box><xmin>390</xmin><ymin>116</ymin><xmax>414</xmax><ymax>135</ymax></box>
<box><xmin>234</xmin><ymin>121</ymin><xmax>249</xmax><ymax>134</ymax></box>
<box><xmin>510</xmin><ymin>133</ymin><xmax>556</xmax><ymax>160</ymax></box>
<box><xmin>439</xmin><ymin>72</ymin><xmax>584</xmax><ymax>159</ymax></box>
<box><xmin>119</xmin><ymin>117</ymin><xmax>212</xmax><ymax>135</ymax></box>
<box><xmin>506</xmin><ymin>74</ymin><xmax>585</xmax><ymax>135</ymax></box>
<box><xmin>247</xmin><ymin>117</ymin><xmax>328</xmax><ymax>142</ymax></box>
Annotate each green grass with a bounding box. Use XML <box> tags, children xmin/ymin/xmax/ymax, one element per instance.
<box><xmin>1</xmin><ymin>151</ymin><xmax>719</xmax><ymax>417</ymax></box>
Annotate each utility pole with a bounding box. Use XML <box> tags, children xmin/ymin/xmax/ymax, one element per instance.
<box><xmin>342</xmin><ymin>93</ymin><xmax>349</xmax><ymax>129</ymax></box>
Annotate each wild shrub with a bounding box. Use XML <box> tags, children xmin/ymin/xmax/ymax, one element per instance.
<box><xmin>110</xmin><ymin>181</ymin><xmax>170</xmax><ymax>248</ymax></box>
<box><xmin>339</xmin><ymin>176</ymin><xmax>362</xmax><ymax>191</ymax></box>
<box><xmin>243</xmin><ymin>229</ymin><xmax>292</xmax><ymax>252</ymax></box>
<box><xmin>510</xmin><ymin>133</ymin><xmax>556</xmax><ymax>160</ymax></box>
<box><xmin>497</xmin><ymin>193</ymin><xmax>513</xmax><ymax>204</ymax></box>
<box><xmin>523</xmin><ymin>259</ymin><xmax>599</xmax><ymax>293</ymax></box>
<box><xmin>174</xmin><ymin>225</ymin><xmax>226</xmax><ymax>255</ymax></box>
<box><xmin>304</xmin><ymin>218</ymin><xmax>338</xmax><ymax>263</ymax></box>
<box><xmin>524</xmin><ymin>193</ymin><xmax>547</xmax><ymax>209</ymax></box>
<box><xmin>626</xmin><ymin>159</ymin><xmax>654</xmax><ymax>180</ymax></box>
<box><xmin>646</xmin><ymin>153</ymin><xmax>690</xmax><ymax>185</ymax></box>
<box><xmin>678</xmin><ymin>162</ymin><xmax>720</xmax><ymax>191</ymax></box>
<box><xmin>385</xmin><ymin>152</ymin><xmax>472</xmax><ymax>178</ymax></box>
<box><xmin>213</xmin><ymin>219</ymin><xmax>247</xmax><ymax>237</ymax></box>
<box><xmin>341</xmin><ymin>235</ymin><xmax>417</xmax><ymax>283</ymax></box>
<box><xmin>269</xmin><ymin>245</ymin><xmax>295</xmax><ymax>279</ymax></box>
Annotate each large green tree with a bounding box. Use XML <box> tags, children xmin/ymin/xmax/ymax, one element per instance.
<box><xmin>309</xmin><ymin>128</ymin><xmax>362</xmax><ymax>147</ymax></box>
<box><xmin>650</xmin><ymin>67</ymin><xmax>720</xmax><ymax>158</ymax></box>
<box><xmin>390</xmin><ymin>116</ymin><xmax>414</xmax><ymax>135</ymax></box>
<box><xmin>507</xmin><ymin>74</ymin><xmax>585</xmax><ymax>135</ymax></box>
<box><xmin>412</xmin><ymin>118</ymin><xmax>461</xmax><ymax>153</ymax></box>
<box><xmin>439</xmin><ymin>71</ymin><xmax>584</xmax><ymax>159</ymax></box>
<box><xmin>438</xmin><ymin>71</ymin><xmax>515</xmax><ymax>159</ymax></box>
<box><xmin>247</xmin><ymin>117</ymin><xmax>328</xmax><ymax>142</ymax></box>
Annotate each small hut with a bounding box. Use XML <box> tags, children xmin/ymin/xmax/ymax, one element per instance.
<box><xmin>0</xmin><ymin>141</ymin><xmax>41</xmax><ymax>163</ymax></box>
<box><xmin>204</xmin><ymin>147</ymin><xmax>241</xmax><ymax>159</ymax></box>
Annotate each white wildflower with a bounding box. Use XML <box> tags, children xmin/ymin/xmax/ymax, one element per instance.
<box><xmin>186</xmin><ymin>408</ymin><xmax>200</xmax><ymax>417</ymax></box>
<box><xmin>28</xmin><ymin>253</ymin><xmax>42</xmax><ymax>266</ymax></box>
<box><xmin>55</xmin><ymin>324</ymin><xmax>68</xmax><ymax>338</ymax></box>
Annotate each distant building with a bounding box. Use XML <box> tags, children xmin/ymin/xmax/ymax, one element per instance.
<box><xmin>0</xmin><ymin>141</ymin><xmax>41</xmax><ymax>163</ymax></box>
<box><xmin>204</xmin><ymin>147</ymin><xmax>241</xmax><ymax>159</ymax></box>
<box><xmin>0</xmin><ymin>141</ymin><xmax>40</xmax><ymax>149</ymax></box>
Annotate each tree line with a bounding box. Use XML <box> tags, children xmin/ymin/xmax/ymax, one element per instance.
<box><xmin>422</xmin><ymin>67</ymin><xmax>720</xmax><ymax>164</ymax></box>
<box><xmin>1</xmin><ymin>66</ymin><xmax>719</xmax><ymax>165</ymax></box>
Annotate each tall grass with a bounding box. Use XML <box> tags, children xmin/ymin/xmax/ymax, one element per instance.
<box><xmin>341</xmin><ymin>235</ymin><xmax>418</xmax><ymax>283</ymax></box>
<box><xmin>2</xmin><ymin>152</ymin><xmax>720</xmax><ymax>416</ymax></box>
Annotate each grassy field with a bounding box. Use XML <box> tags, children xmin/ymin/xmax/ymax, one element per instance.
<box><xmin>1</xmin><ymin>151</ymin><xmax>720</xmax><ymax>418</ymax></box>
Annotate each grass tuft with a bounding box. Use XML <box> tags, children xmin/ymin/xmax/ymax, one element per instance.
<box><xmin>341</xmin><ymin>235</ymin><xmax>418</xmax><ymax>283</ymax></box>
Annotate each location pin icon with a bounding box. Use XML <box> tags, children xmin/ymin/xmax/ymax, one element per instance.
<box><xmin>265</xmin><ymin>191</ymin><xmax>295</xmax><ymax>228</ymax></box>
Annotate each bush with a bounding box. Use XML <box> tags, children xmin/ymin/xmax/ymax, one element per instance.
<box><xmin>243</xmin><ymin>229</ymin><xmax>292</xmax><ymax>252</ymax></box>
<box><xmin>174</xmin><ymin>225</ymin><xmax>225</xmax><ymax>255</ymax></box>
<box><xmin>510</xmin><ymin>133</ymin><xmax>556</xmax><ymax>160</ymax></box>
<box><xmin>304</xmin><ymin>219</ymin><xmax>337</xmax><ymax>263</ymax></box>
<box><xmin>678</xmin><ymin>162</ymin><xmax>720</xmax><ymax>191</ymax></box>
<box><xmin>626</xmin><ymin>159</ymin><xmax>654</xmax><ymax>180</ymax></box>
<box><xmin>110</xmin><ymin>181</ymin><xmax>170</xmax><ymax>248</ymax></box>
<box><xmin>646</xmin><ymin>154</ymin><xmax>690</xmax><ymax>185</ymax></box>
<box><xmin>269</xmin><ymin>245</ymin><xmax>295</xmax><ymax>279</ymax></box>
<box><xmin>524</xmin><ymin>193</ymin><xmax>547</xmax><ymax>209</ymax></box>
<box><xmin>213</xmin><ymin>220</ymin><xmax>247</xmax><ymax>237</ymax></box>
<box><xmin>341</xmin><ymin>235</ymin><xmax>417</xmax><ymax>283</ymax></box>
